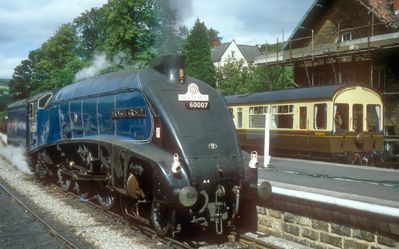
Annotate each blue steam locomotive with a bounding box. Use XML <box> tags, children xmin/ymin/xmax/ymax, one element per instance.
<box><xmin>7</xmin><ymin>55</ymin><xmax>271</xmax><ymax>236</ymax></box>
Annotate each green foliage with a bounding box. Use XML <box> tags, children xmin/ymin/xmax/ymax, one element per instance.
<box><xmin>104</xmin><ymin>0</ymin><xmax>156</xmax><ymax>62</ymax></box>
<box><xmin>9</xmin><ymin>0</ymin><xmax>221</xmax><ymax>99</ymax></box>
<box><xmin>207</xmin><ymin>28</ymin><xmax>223</xmax><ymax>42</ymax></box>
<box><xmin>259</xmin><ymin>42</ymin><xmax>285</xmax><ymax>54</ymax></box>
<box><xmin>9</xmin><ymin>50</ymin><xmax>35</xmax><ymax>100</ymax></box>
<box><xmin>73</xmin><ymin>7</ymin><xmax>108</xmax><ymax>59</ymax></box>
<box><xmin>216</xmin><ymin>57</ymin><xmax>293</xmax><ymax>95</ymax></box>
<box><xmin>0</xmin><ymin>79</ymin><xmax>10</xmax><ymax>85</ymax></box>
<box><xmin>184</xmin><ymin>18</ymin><xmax>216</xmax><ymax>88</ymax></box>
<box><xmin>0</xmin><ymin>95</ymin><xmax>13</xmax><ymax>113</ymax></box>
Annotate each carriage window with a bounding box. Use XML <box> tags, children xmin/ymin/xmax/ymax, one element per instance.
<box><xmin>250</xmin><ymin>106</ymin><xmax>266</xmax><ymax>128</ymax></box>
<box><xmin>272</xmin><ymin>105</ymin><xmax>294</xmax><ymax>129</ymax></box>
<box><xmin>333</xmin><ymin>104</ymin><xmax>349</xmax><ymax>132</ymax></box>
<box><xmin>314</xmin><ymin>104</ymin><xmax>327</xmax><ymax>130</ymax></box>
<box><xmin>237</xmin><ymin>107</ymin><xmax>243</xmax><ymax>128</ymax></box>
<box><xmin>300</xmin><ymin>107</ymin><xmax>307</xmax><ymax>129</ymax></box>
<box><xmin>353</xmin><ymin>104</ymin><xmax>363</xmax><ymax>132</ymax></box>
<box><xmin>367</xmin><ymin>105</ymin><xmax>381</xmax><ymax>132</ymax></box>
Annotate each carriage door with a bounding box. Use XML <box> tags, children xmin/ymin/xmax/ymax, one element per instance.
<box><xmin>27</xmin><ymin>101</ymin><xmax>37</xmax><ymax>150</ymax></box>
<box><xmin>333</xmin><ymin>104</ymin><xmax>349</xmax><ymax>152</ymax></box>
<box><xmin>299</xmin><ymin>107</ymin><xmax>309</xmax><ymax>153</ymax></box>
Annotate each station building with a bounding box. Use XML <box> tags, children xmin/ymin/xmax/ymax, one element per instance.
<box><xmin>254</xmin><ymin>0</ymin><xmax>399</xmax><ymax>155</ymax></box>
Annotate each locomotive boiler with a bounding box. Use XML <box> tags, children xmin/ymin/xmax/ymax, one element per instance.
<box><xmin>7</xmin><ymin>55</ymin><xmax>271</xmax><ymax>236</ymax></box>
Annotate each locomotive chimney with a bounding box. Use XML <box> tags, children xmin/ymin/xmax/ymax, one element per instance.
<box><xmin>148</xmin><ymin>55</ymin><xmax>185</xmax><ymax>85</ymax></box>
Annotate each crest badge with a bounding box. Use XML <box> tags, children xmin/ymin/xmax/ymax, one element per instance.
<box><xmin>208</xmin><ymin>143</ymin><xmax>217</xmax><ymax>149</ymax></box>
<box><xmin>178</xmin><ymin>83</ymin><xmax>209</xmax><ymax>101</ymax></box>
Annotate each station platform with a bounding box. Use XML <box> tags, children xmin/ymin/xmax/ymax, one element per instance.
<box><xmin>248</xmin><ymin>153</ymin><xmax>399</xmax><ymax>217</ymax></box>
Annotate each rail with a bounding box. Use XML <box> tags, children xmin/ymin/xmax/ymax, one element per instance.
<box><xmin>0</xmin><ymin>182</ymin><xmax>81</xmax><ymax>249</ymax></box>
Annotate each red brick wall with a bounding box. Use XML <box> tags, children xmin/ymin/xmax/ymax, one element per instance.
<box><xmin>394</xmin><ymin>0</ymin><xmax>399</xmax><ymax>10</ymax></box>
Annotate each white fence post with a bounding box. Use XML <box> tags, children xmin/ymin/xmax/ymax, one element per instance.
<box><xmin>264</xmin><ymin>113</ymin><xmax>271</xmax><ymax>167</ymax></box>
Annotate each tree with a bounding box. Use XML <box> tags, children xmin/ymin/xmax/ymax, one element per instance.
<box><xmin>175</xmin><ymin>26</ymin><xmax>189</xmax><ymax>55</ymax></box>
<box><xmin>103</xmin><ymin>0</ymin><xmax>157</xmax><ymax>67</ymax></box>
<box><xmin>32</xmin><ymin>23</ymin><xmax>80</xmax><ymax>94</ymax></box>
<box><xmin>207</xmin><ymin>27</ymin><xmax>223</xmax><ymax>42</ymax></box>
<box><xmin>184</xmin><ymin>18</ymin><xmax>216</xmax><ymax>88</ymax></box>
<box><xmin>216</xmin><ymin>57</ymin><xmax>293</xmax><ymax>95</ymax></box>
<box><xmin>9</xmin><ymin>49</ymin><xmax>38</xmax><ymax>100</ymax></box>
<box><xmin>73</xmin><ymin>7</ymin><xmax>108</xmax><ymax>59</ymax></box>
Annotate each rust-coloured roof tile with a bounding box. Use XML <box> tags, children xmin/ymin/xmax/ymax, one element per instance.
<box><xmin>361</xmin><ymin>0</ymin><xmax>399</xmax><ymax>28</ymax></box>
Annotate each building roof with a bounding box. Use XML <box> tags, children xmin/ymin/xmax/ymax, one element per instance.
<box><xmin>284</xmin><ymin>0</ymin><xmax>399</xmax><ymax>50</ymax></box>
<box><xmin>361</xmin><ymin>0</ymin><xmax>399</xmax><ymax>28</ymax></box>
<box><xmin>211</xmin><ymin>41</ymin><xmax>261</xmax><ymax>63</ymax></box>
<box><xmin>211</xmin><ymin>43</ymin><xmax>230</xmax><ymax>62</ymax></box>
<box><xmin>237</xmin><ymin>44</ymin><xmax>262</xmax><ymax>63</ymax></box>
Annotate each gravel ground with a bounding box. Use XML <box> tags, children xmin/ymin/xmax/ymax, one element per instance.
<box><xmin>0</xmin><ymin>134</ymin><xmax>307</xmax><ymax>249</ymax></box>
<box><xmin>0</xmin><ymin>137</ymin><xmax>157</xmax><ymax>249</ymax></box>
<box><xmin>0</xmin><ymin>184</ymin><xmax>69</xmax><ymax>249</ymax></box>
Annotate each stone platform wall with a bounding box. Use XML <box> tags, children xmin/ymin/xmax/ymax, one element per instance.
<box><xmin>257</xmin><ymin>194</ymin><xmax>399</xmax><ymax>249</ymax></box>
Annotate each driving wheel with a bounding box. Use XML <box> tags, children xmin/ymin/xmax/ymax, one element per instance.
<box><xmin>151</xmin><ymin>199</ymin><xmax>175</xmax><ymax>237</ymax></box>
<box><xmin>96</xmin><ymin>184</ymin><xmax>116</xmax><ymax>211</ymax></box>
<box><xmin>57</xmin><ymin>168</ymin><xmax>72</xmax><ymax>192</ymax></box>
<box><xmin>75</xmin><ymin>181</ymin><xmax>92</xmax><ymax>200</ymax></box>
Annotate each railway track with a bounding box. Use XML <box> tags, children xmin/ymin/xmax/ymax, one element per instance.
<box><xmin>0</xmin><ymin>135</ymin><xmax>279</xmax><ymax>249</ymax></box>
<box><xmin>48</xmin><ymin>183</ymin><xmax>194</xmax><ymax>249</ymax></box>
<box><xmin>0</xmin><ymin>182</ymin><xmax>80</xmax><ymax>249</ymax></box>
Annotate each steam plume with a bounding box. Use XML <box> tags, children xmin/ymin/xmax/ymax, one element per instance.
<box><xmin>74</xmin><ymin>52</ymin><xmax>126</xmax><ymax>82</ymax></box>
<box><xmin>0</xmin><ymin>145</ymin><xmax>32</xmax><ymax>174</ymax></box>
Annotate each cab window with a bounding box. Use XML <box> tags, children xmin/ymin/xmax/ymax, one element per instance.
<box><xmin>29</xmin><ymin>102</ymin><xmax>36</xmax><ymax>119</ymax></box>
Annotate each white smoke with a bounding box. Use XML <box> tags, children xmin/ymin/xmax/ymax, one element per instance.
<box><xmin>170</xmin><ymin>0</ymin><xmax>193</xmax><ymax>27</ymax></box>
<box><xmin>0</xmin><ymin>145</ymin><xmax>32</xmax><ymax>174</ymax></box>
<box><xmin>74</xmin><ymin>52</ymin><xmax>126</xmax><ymax>82</ymax></box>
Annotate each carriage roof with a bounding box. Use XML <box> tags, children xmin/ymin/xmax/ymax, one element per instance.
<box><xmin>224</xmin><ymin>84</ymin><xmax>379</xmax><ymax>105</ymax></box>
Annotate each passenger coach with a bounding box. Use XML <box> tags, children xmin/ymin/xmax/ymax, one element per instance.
<box><xmin>225</xmin><ymin>84</ymin><xmax>389</xmax><ymax>164</ymax></box>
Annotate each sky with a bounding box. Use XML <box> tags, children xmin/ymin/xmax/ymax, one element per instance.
<box><xmin>0</xmin><ymin>0</ymin><xmax>314</xmax><ymax>79</ymax></box>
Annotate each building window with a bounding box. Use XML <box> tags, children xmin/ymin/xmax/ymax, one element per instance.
<box><xmin>314</xmin><ymin>73</ymin><xmax>325</xmax><ymax>86</ymax></box>
<box><xmin>335</xmin><ymin>71</ymin><xmax>355</xmax><ymax>84</ymax></box>
<box><xmin>339</xmin><ymin>31</ymin><xmax>352</xmax><ymax>42</ymax></box>
<box><xmin>272</xmin><ymin>105</ymin><xmax>294</xmax><ymax>129</ymax></box>
<box><xmin>370</xmin><ymin>67</ymin><xmax>386</xmax><ymax>89</ymax></box>
<box><xmin>231</xmin><ymin>51</ymin><xmax>235</xmax><ymax>58</ymax></box>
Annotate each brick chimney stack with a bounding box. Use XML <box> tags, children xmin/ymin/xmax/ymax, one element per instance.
<box><xmin>394</xmin><ymin>0</ymin><xmax>399</xmax><ymax>15</ymax></box>
<box><xmin>212</xmin><ymin>38</ymin><xmax>219</xmax><ymax>49</ymax></box>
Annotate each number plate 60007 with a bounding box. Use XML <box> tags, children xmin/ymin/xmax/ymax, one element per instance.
<box><xmin>186</xmin><ymin>101</ymin><xmax>210</xmax><ymax>110</ymax></box>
